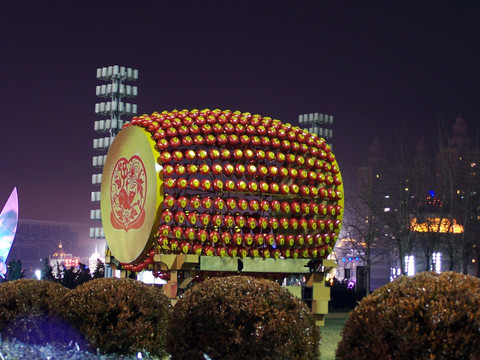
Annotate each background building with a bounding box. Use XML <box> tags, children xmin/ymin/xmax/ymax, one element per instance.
<box><xmin>8</xmin><ymin>219</ymin><xmax>82</xmax><ymax>278</ymax></box>
<box><xmin>91</xmin><ymin>65</ymin><xmax>139</xmax><ymax>240</ymax></box>
<box><xmin>50</xmin><ymin>240</ymin><xmax>80</xmax><ymax>277</ymax></box>
<box><xmin>336</xmin><ymin>116</ymin><xmax>480</xmax><ymax>292</ymax></box>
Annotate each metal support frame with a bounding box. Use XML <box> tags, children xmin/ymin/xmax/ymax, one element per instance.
<box><xmin>122</xmin><ymin>254</ymin><xmax>338</xmax><ymax>325</ymax></box>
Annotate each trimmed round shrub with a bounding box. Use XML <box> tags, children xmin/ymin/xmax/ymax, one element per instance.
<box><xmin>59</xmin><ymin>277</ymin><xmax>171</xmax><ymax>357</ymax></box>
<box><xmin>166</xmin><ymin>275</ymin><xmax>321</xmax><ymax>360</ymax></box>
<box><xmin>0</xmin><ymin>279</ymin><xmax>84</xmax><ymax>346</ymax></box>
<box><xmin>336</xmin><ymin>271</ymin><xmax>480</xmax><ymax>360</ymax></box>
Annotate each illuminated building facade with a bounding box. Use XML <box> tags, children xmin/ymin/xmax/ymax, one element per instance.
<box><xmin>410</xmin><ymin>216</ymin><xmax>464</xmax><ymax>234</ymax></box>
<box><xmin>50</xmin><ymin>241</ymin><xmax>81</xmax><ymax>277</ymax></box>
<box><xmin>88</xmin><ymin>245</ymin><xmax>105</xmax><ymax>271</ymax></box>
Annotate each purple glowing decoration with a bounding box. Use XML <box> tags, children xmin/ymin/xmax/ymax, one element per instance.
<box><xmin>0</xmin><ymin>188</ymin><xmax>18</xmax><ymax>278</ymax></box>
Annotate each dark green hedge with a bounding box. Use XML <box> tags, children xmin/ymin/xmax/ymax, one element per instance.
<box><xmin>59</xmin><ymin>277</ymin><xmax>171</xmax><ymax>357</ymax></box>
<box><xmin>336</xmin><ymin>271</ymin><xmax>480</xmax><ymax>360</ymax></box>
<box><xmin>167</xmin><ymin>275</ymin><xmax>321</xmax><ymax>360</ymax></box>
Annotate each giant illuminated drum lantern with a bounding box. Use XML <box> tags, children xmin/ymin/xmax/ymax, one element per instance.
<box><xmin>101</xmin><ymin>109</ymin><xmax>343</xmax><ymax>275</ymax></box>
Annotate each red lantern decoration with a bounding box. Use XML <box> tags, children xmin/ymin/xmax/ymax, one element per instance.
<box><xmin>125</xmin><ymin>108</ymin><xmax>343</xmax><ymax>262</ymax></box>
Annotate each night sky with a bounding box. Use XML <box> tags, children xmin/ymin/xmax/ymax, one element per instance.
<box><xmin>1</xmin><ymin>1</ymin><xmax>479</xmax><ymax>238</ymax></box>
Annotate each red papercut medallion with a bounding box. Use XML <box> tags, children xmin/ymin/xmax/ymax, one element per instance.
<box><xmin>110</xmin><ymin>155</ymin><xmax>147</xmax><ymax>231</ymax></box>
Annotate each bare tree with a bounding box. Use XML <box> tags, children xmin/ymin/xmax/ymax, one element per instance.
<box><xmin>436</xmin><ymin>117</ymin><xmax>480</xmax><ymax>273</ymax></box>
<box><xmin>382</xmin><ymin>140</ymin><xmax>421</xmax><ymax>276</ymax></box>
<box><xmin>345</xmin><ymin>116</ymin><xmax>480</xmax><ymax>286</ymax></box>
<box><xmin>343</xmin><ymin>139</ymin><xmax>391</xmax><ymax>295</ymax></box>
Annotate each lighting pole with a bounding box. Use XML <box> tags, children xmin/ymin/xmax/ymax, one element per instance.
<box><xmin>90</xmin><ymin>65</ymin><xmax>139</xmax><ymax>240</ymax></box>
<box><xmin>298</xmin><ymin>112</ymin><xmax>334</xmax><ymax>146</ymax></box>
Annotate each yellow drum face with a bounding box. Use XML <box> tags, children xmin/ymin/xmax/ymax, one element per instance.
<box><xmin>100</xmin><ymin>126</ymin><xmax>164</xmax><ymax>263</ymax></box>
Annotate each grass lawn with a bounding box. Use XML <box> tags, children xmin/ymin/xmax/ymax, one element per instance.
<box><xmin>319</xmin><ymin>311</ymin><xmax>350</xmax><ymax>360</ymax></box>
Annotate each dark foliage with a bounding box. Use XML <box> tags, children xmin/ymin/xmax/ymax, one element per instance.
<box><xmin>0</xmin><ymin>279</ymin><xmax>86</xmax><ymax>347</ymax></box>
<box><xmin>336</xmin><ymin>271</ymin><xmax>480</xmax><ymax>360</ymax></box>
<box><xmin>59</xmin><ymin>277</ymin><xmax>171</xmax><ymax>357</ymax></box>
<box><xmin>6</xmin><ymin>259</ymin><xmax>25</xmax><ymax>281</ymax></box>
<box><xmin>59</xmin><ymin>263</ymin><xmax>92</xmax><ymax>289</ymax></box>
<box><xmin>41</xmin><ymin>257</ymin><xmax>55</xmax><ymax>281</ymax></box>
<box><xmin>92</xmin><ymin>259</ymin><xmax>105</xmax><ymax>279</ymax></box>
<box><xmin>167</xmin><ymin>275</ymin><xmax>321</xmax><ymax>360</ymax></box>
<box><xmin>43</xmin><ymin>256</ymin><xmax>94</xmax><ymax>289</ymax></box>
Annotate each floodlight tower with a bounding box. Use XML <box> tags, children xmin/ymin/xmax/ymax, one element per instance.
<box><xmin>90</xmin><ymin>65</ymin><xmax>139</xmax><ymax>239</ymax></box>
<box><xmin>298</xmin><ymin>112</ymin><xmax>334</xmax><ymax>146</ymax></box>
